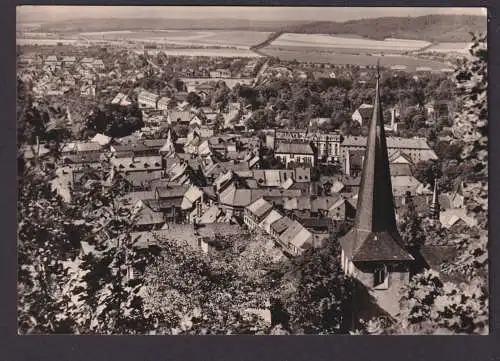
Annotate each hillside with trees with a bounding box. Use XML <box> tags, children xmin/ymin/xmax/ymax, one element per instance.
<box><xmin>279</xmin><ymin>15</ymin><xmax>486</xmax><ymax>42</ymax></box>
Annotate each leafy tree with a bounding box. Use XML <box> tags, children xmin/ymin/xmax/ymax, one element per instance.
<box><xmin>142</xmin><ymin>233</ymin><xmax>280</xmax><ymax>334</ymax></box>
<box><xmin>398</xmin><ymin>192</ymin><xmax>425</xmax><ymax>250</ymax></box>
<box><xmin>277</xmin><ymin>239</ymin><xmax>353</xmax><ymax>334</ymax></box>
<box><xmin>186</xmin><ymin>92</ymin><xmax>202</xmax><ymax>108</ymax></box>
<box><xmin>412</xmin><ymin>159</ymin><xmax>441</xmax><ymax>187</ymax></box>
<box><xmin>388</xmin><ymin>34</ymin><xmax>489</xmax><ymax>336</ymax></box>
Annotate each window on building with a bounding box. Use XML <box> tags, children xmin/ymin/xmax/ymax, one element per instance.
<box><xmin>373</xmin><ymin>265</ymin><xmax>389</xmax><ymax>289</ymax></box>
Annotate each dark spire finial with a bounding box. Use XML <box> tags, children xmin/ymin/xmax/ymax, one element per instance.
<box><xmin>376</xmin><ymin>59</ymin><xmax>381</xmax><ymax>80</ymax></box>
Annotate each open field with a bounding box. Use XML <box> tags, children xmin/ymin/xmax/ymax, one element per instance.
<box><xmin>134</xmin><ymin>48</ymin><xmax>262</xmax><ymax>58</ymax></box>
<box><xmin>18</xmin><ymin>30</ymin><xmax>272</xmax><ymax>50</ymax></box>
<box><xmin>419</xmin><ymin>42</ymin><xmax>473</xmax><ymax>54</ymax></box>
<box><xmin>17</xmin><ymin>38</ymin><xmax>79</xmax><ymax>46</ymax></box>
<box><xmin>259</xmin><ymin>45</ymin><xmax>450</xmax><ymax>71</ymax></box>
<box><xmin>76</xmin><ymin>30</ymin><xmax>271</xmax><ymax>49</ymax></box>
<box><xmin>270</xmin><ymin>33</ymin><xmax>432</xmax><ymax>53</ymax></box>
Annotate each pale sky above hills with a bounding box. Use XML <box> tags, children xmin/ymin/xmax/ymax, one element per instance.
<box><xmin>17</xmin><ymin>6</ymin><xmax>486</xmax><ymax>23</ymax></box>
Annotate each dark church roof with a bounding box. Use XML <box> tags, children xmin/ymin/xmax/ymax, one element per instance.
<box><xmin>340</xmin><ymin>67</ymin><xmax>413</xmax><ymax>263</ymax></box>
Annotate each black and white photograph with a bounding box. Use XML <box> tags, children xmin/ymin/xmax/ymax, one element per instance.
<box><xmin>16</xmin><ymin>5</ymin><xmax>488</xmax><ymax>335</ymax></box>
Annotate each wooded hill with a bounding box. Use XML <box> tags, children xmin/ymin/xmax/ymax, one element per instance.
<box><xmin>34</xmin><ymin>14</ymin><xmax>486</xmax><ymax>42</ymax></box>
<box><xmin>279</xmin><ymin>15</ymin><xmax>486</xmax><ymax>42</ymax></box>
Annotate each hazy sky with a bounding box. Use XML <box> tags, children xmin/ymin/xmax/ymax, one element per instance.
<box><xmin>17</xmin><ymin>6</ymin><xmax>486</xmax><ymax>23</ymax></box>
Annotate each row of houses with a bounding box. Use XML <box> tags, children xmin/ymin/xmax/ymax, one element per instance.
<box><xmin>266</xmin><ymin>128</ymin><xmax>437</xmax><ymax>169</ymax></box>
<box><xmin>43</xmin><ymin>55</ymin><xmax>105</xmax><ymax>71</ymax></box>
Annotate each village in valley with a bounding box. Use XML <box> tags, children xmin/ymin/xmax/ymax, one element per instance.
<box><xmin>17</xmin><ymin>7</ymin><xmax>488</xmax><ymax>335</ymax></box>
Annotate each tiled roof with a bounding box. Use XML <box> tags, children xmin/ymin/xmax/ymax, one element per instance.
<box><xmin>62</xmin><ymin>153</ymin><xmax>102</xmax><ymax>164</ymax></box>
<box><xmin>246</xmin><ymin>197</ymin><xmax>273</xmax><ymax>219</ymax></box>
<box><xmin>259</xmin><ymin>210</ymin><xmax>283</xmax><ymax>234</ymax></box>
<box><xmin>155</xmin><ymin>185</ymin><xmax>190</xmax><ymax>199</ymax></box>
<box><xmin>342</xmin><ymin>136</ymin><xmax>434</xmax><ymax>150</ymax></box>
<box><xmin>133</xmin><ymin>201</ymin><xmax>165</xmax><ymax>226</ymax></box>
<box><xmin>195</xmin><ymin>223</ymin><xmax>242</xmax><ymax>240</ymax></box>
<box><xmin>117</xmin><ymin>191</ymin><xmax>155</xmax><ymax>208</ymax></box>
<box><xmin>279</xmin><ymin>220</ymin><xmax>312</xmax><ymax>250</ymax></box>
<box><xmin>440</xmin><ymin>208</ymin><xmax>477</xmax><ymax>228</ymax></box>
<box><xmin>270</xmin><ymin>216</ymin><xmax>293</xmax><ymax>235</ymax></box>
<box><xmin>138</xmin><ymin>90</ymin><xmax>158</xmax><ymax>101</ymax></box>
<box><xmin>199</xmin><ymin>205</ymin><xmax>222</xmax><ymax>224</ymax></box>
<box><xmin>389</xmin><ymin>163</ymin><xmax>413</xmax><ymax>177</ymax></box>
<box><xmin>121</xmin><ymin>171</ymin><xmax>163</xmax><ymax>188</ymax></box>
<box><xmin>111</xmin><ymin>156</ymin><xmax>162</xmax><ymax>171</ymax></box>
<box><xmin>388</xmin><ymin>150</ymin><xmax>413</xmax><ymax>164</ymax></box>
<box><xmin>340</xmin><ymin>229</ymin><xmax>414</xmax><ymax>262</ymax></box>
<box><xmin>62</xmin><ymin>141</ymin><xmax>102</xmax><ymax>153</ymax></box>
<box><xmin>275</xmin><ymin>142</ymin><xmax>314</xmax><ymax>155</ymax></box>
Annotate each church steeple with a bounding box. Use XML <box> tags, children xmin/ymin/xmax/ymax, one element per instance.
<box><xmin>339</xmin><ymin>62</ymin><xmax>413</xmax><ymax>263</ymax></box>
<box><xmin>429</xmin><ymin>178</ymin><xmax>440</xmax><ymax>221</ymax></box>
<box><xmin>354</xmin><ymin>62</ymin><xmax>397</xmax><ymax>234</ymax></box>
<box><xmin>160</xmin><ymin>129</ymin><xmax>175</xmax><ymax>155</ymax></box>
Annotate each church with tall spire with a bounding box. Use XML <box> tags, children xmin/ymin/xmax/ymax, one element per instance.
<box><xmin>339</xmin><ymin>64</ymin><xmax>415</xmax><ymax>316</ymax></box>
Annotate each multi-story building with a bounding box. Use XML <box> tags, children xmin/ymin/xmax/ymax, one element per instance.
<box><xmin>275</xmin><ymin>142</ymin><xmax>316</xmax><ymax>168</ymax></box>
<box><xmin>341</xmin><ymin>136</ymin><xmax>438</xmax><ymax>165</ymax></box>
<box><xmin>137</xmin><ymin>90</ymin><xmax>160</xmax><ymax>109</ymax></box>
<box><xmin>209</xmin><ymin>68</ymin><xmax>232</xmax><ymax>78</ymax></box>
<box><xmin>268</xmin><ymin>129</ymin><xmax>343</xmax><ymax>162</ymax></box>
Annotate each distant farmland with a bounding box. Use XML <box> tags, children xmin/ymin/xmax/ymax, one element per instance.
<box><xmin>420</xmin><ymin>42</ymin><xmax>473</xmax><ymax>55</ymax></box>
<box><xmin>134</xmin><ymin>48</ymin><xmax>261</xmax><ymax>58</ymax></box>
<box><xmin>76</xmin><ymin>30</ymin><xmax>272</xmax><ymax>49</ymax></box>
<box><xmin>259</xmin><ymin>45</ymin><xmax>450</xmax><ymax>71</ymax></box>
<box><xmin>270</xmin><ymin>33</ymin><xmax>432</xmax><ymax>53</ymax></box>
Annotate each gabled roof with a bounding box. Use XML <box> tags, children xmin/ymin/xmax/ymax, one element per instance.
<box><xmin>440</xmin><ymin>208</ymin><xmax>477</xmax><ymax>229</ymax></box>
<box><xmin>155</xmin><ymin>185</ymin><xmax>190</xmax><ymax>199</ymax></box>
<box><xmin>279</xmin><ymin>220</ymin><xmax>312</xmax><ymax>250</ymax></box>
<box><xmin>133</xmin><ymin>201</ymin><xmax>165</xmax><ymax>226</ymax></box>
<box><xmin>181</xmin><ymin>185</ymin><xmax>204</xmax><ymax>210</ymax></box>
<box><xmin>259</xmin><ymin>210</ymin><xmax>283</xmax><ymax>234</ymax></box>
<box><xmin>198</xmin><ymin>204</ymin><xmax>223</xmax><ymax>224</ymax></box>
<box><xmin>388</xmin><ymin>150</ymin><xmax>413</xmax><ymax>164</ymax></box>
<box><xmin>246</xmin><ymin>197</ymin><xmax>273</xmax><ymax>219</ymax></box>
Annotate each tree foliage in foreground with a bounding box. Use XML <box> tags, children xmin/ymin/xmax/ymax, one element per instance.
<box><xmin>356</xmin><ymin>33</ymin><xmax>489</xmax><ymax>335</ymax></box>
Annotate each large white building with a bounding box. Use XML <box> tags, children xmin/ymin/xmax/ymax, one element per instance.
<box><xmin>275</xmin><ymin>142</ymin><xmax>316</xmax><ymax>168</ymax></box>
<box><xmin>268</xmin><ymin>129</ymin><xmax>343</xmax><ymax>162</ymax></box>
